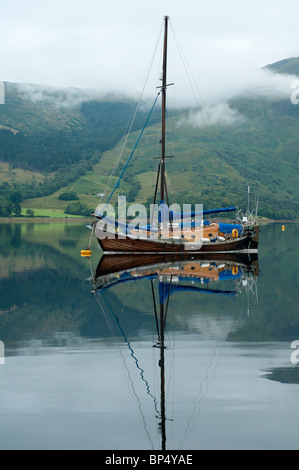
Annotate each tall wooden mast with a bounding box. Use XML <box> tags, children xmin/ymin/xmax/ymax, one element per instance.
<box><xmin>160</xmin><ymin>15</ymin><xmax>169</xmax><ymax>204</ymax></box>
<box><xmin>152</xmin><ymin>16</ymin><xmax>173</xmax><ymax>231</ymax></box>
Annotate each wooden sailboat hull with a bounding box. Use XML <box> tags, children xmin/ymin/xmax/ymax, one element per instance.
<box><xmin>95</xmin><ymin>224</ymin><xmax>259</xmax><ymax>254</ymax></box>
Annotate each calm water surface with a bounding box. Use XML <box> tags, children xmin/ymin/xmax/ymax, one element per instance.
<box><xmin>0</xmin><ymin>221</ymin><xmax>298</xmax><ymax>450</ymax></box>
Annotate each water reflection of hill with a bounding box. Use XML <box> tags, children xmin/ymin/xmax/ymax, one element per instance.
<box><xmin>0</xmin><ymin>223</ymin><xmax>258</xmax><ymax>348</ymax></box>
<box><xmin>228</xmin><ymin>222</ymin><xmax>299</xmax><ymax>342</ymax></box>
<box><xmin>1</xmin><ymin>222</ymin><xmax>298</xmax><ymax>361</ymax></box>
<box><xmin>0</xmin><ymin>222</ymin><xmax>98</xmax><ymax>278</ymax></box>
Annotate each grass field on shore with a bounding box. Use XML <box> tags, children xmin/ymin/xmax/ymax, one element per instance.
<box><xmin>21</xmin><ymin>208</ymin><xmax>85</xmax><ymax>218</ymax></box>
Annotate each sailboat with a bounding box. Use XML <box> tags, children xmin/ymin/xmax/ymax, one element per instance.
<box><xmin>91</xmin><ymin>252</ymin><xmax>259</xmax><ymax>449</ymax></box>
<box><xmin>92</xmin><ymin>16</ymin><xmax>259</xmax><ymax>254</ymax></box>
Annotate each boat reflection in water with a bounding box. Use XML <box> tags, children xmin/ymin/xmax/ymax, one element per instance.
<box><xmin>90</xmin><ymin>253</ymin><xmax>259</xmax><ymax>450</ymax></box>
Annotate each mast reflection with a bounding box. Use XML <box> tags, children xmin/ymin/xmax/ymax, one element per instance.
<box><xmin>90</xmin><ymin>253</ymin><xmax>259</xmax><ymax>450</ymax></box>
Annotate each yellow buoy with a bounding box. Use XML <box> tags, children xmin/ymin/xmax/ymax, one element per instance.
<box><xmin>282</xmin><ymin>225</ymin><xmax>285</xmax><ymax>231</ymax></box>
<box><xmin>232</xmin><ymin>228</ymin><xmax>238</xmax><ymax>238</ymax></box>
<box><xmin>81</xmin><ymin>249</ymin><xmax>92</xmax><ymax>258</ymax></box>
<box><xmin>232</xmin><ymin>266</ymin><xmax>239</xmax><ymax>276</ymax></box>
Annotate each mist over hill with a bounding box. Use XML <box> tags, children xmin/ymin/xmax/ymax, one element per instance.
<box><xmin>0</xmin><ymin>58</ymin><xmax>298</xmax><ymax>220</ymax></box>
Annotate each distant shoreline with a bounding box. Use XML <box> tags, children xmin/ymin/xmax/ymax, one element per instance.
<box><xmin>0</xmin><ymin>217</ymin><xmax>90</xmax><ymax>223</ymax></box>
<box><xmin>1</xmin><ymin>217</ymin><xmax>298</xmax><ymax>224</ymax></box>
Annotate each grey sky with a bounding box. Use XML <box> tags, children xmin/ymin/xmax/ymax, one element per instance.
<box><xmin>0</xmin><ymin>0</ymin><xmax>298</xmax><ymax>103</ymax></box>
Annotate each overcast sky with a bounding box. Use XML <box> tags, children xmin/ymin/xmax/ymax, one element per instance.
<box><xmin>1</xmin><ymin>0</ymin><xmax>299</xmax><ymax>104</ymax></box>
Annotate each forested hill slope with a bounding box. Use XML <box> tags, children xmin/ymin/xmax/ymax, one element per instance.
<box><xmin>0</xmin><ymin>82</ymin><xmax>160</xmax><ymax>215</ymax></box>
<box><xmin>0</xmin><ymin>82</ymin><xmax>158</xmax><ymax>172</ymax></box>
<box><xmin>0</xmin><ymin>58</ymin><xmax>299</xmax><ymax>220</ymax></box>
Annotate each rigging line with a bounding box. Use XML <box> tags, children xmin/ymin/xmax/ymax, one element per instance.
<box><xmin>103</xmin><ymin>101</ymin><xmax>141</xmax><ymax>198</ymax></box>
<box><xmin>99</xmin><ymin>289</ymin><xmax>160</xmax><ymax>417</ymax></box>
<box><xmin>169</xmin><ymin>21</ymin><xmax>216</xmax><ymax>130</ymax></box>
<box><xmin>178</xmin><ymin>334</ymin><xmax>225</xmax><ymax>448</ymax></box>
<box><xmin>93</xmin><ymin>290</ymin><xmax>117</xmax><ymax>338</ymax></box>
<box><xmin>102</xmin><ymin>22</ymin><xmax>164</xmax><ymax>200</ymax></box>
<box><xmin>168</xmin><ymin>277</ymin><xmax>178</xmax><ymax>445</ymax></box>
<box><xmin>87</xmin><ymin>257</ymin><xmax>95</xmax><ymax>283</ymax></box>
<box><xmin>100</xmin><ymin>92</ymin><xmax>160</xmax><ymax>214</ymax></box>
<box><xmin>93</xmin><ymin>270</ymin><xmax>139</xmax><ymax>335</ymax></box>
<box><xmin>163</xmin><ymin>41</ymin><xmax>177</xmax><ymax>175</ymax></box>
<box><xmin>163</xmin><ymin>275</ymin><xmax>176</xmax><ymax>419</ymax></box>
<box><xmin>151</xmin><ymin>162</ymin><xmax>161</xmax><ymax>225</ymax></box>
<box><xmin>119</xmin><ymin>343</ymin><xmax>155</xmax><ymax>450</ymax></box>
<box><xmin>114</xmin><ymin>311</ymin><xmax>160</xmax><ymax>416</ymax></box>
<box><xmin>94</xmin><ymin>291</ymin><xmax>155</xmax><ymax>449</ymax></box>
<box><xmin>164</xmin><ymin>175</ymin><xmax>173</xmax><ymax>231</ymax></box>
<box><xmin>163</xmin><ymin>274</ymin><xmax>173</xmax><ymax>330</ymax></box>
<box><xmin>178</xmin><ymin>306</ymin><xmax>239</xmax><ymax>449</ymax></box>
<box><xmin>151</xmin><ymin>279</ymin><xmax>160</xmax><ymax>342</ymax></box>
<box><xmin>165</xmin><ymin>110</ymin><xmax>176</xmax><ymax>171</ymax></box>
<box><xmin>87</xmin><ymin>221</ymin><xmax>96</xmax><ymax>250</ymax></box>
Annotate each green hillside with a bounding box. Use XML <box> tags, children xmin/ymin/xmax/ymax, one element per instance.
<box><xmin>88</xmin><ymin>94</ymin><xmax>299</xmax><ymax>220</ymax></box>
<box><xmin>1</xmin><ymin>60</ymin><xmax>299</xmax><ymax>220</ymax></box>
<box><xmin>0</xmin><ymin>82</ymin><xmax>159</xmax><ymax>216</ymax></box>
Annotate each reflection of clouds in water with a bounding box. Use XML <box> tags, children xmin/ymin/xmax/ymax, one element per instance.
<box><xmin>0</xmin><ymin>335</ymin><xmax>298</xmax><ymax>449</ymax></box>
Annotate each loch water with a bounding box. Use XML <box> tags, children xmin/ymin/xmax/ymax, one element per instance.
<box><xmin>0</xmin><ymin>221</ymin><xmax>298</xmax><ymax>450</ymax></box>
